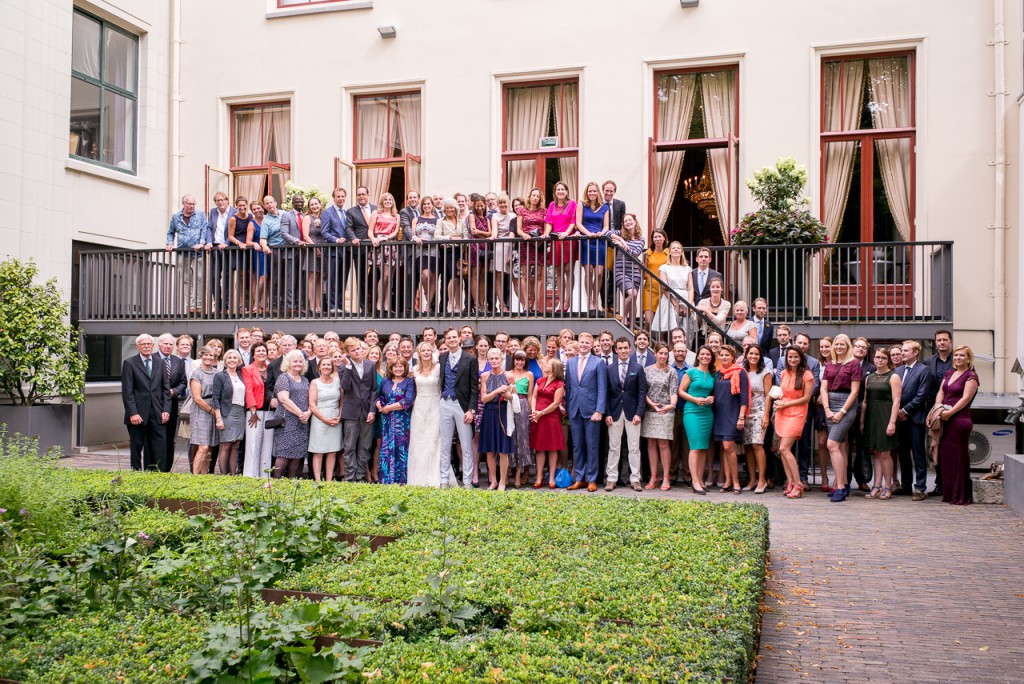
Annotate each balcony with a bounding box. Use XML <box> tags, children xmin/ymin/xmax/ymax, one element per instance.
<box><xmin>76</xmin><ymin>238</ymin><xmax>952</xmax><ymax>340</ymax></box>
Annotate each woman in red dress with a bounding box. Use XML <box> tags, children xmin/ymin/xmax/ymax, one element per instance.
<box><xmin>530</xmin><ymin>358</ymin><xmax>566</xmax><ymax>488</ymax></box>
<box><xmin>934</xmin><ymin>345</ymin><xmax>980</xmax><ymax>505</ymax></box>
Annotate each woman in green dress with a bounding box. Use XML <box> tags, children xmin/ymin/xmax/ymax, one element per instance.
<box><xmin>860</xmin><ymin>347</ymin><xmax>902</xmax><ymax>500</ymax></box>
<box><xmin>677</xmin><ymin>345</ymin><xmax>717</xmax><ymax>495</ymax></box>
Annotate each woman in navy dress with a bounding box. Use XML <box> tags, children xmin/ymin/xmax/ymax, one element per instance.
<box><xmin>575</xmin><ymin>181</ymin><xmax>610</xmax><ymax>315</ymax></box>
<box><xmin>711</xmin><ymin>346</ymin><xmax>748</xmax><ymax>493</ymax></box>
<box><xmin>376</xmin><ymin>357</ymin><xmax>416</xmax><ymax>485</ymax></box>
<box><xmin>934</xmin><ymin>345</ymin><xmax>980</xmax><ymax>505</ymax></box>
<box><xmin>272</xmin><ymin>350</ymin><xmax>310</xmax><ymax>479</ymax></box>
<box><xmin>480</xmin><ymin>348</ymin><xmax>515</xmax><ymax>490</ymax></box>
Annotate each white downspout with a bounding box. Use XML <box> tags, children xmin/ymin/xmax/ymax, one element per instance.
<box><xmin>992</xmin><ymin>0</ymin><xmax>1008</xmax><ymax>392</ymax></box>
<box><xmin>169</xmin><ymin>0</ymin><xmax>182</xmax><ymax>215</ymax></box>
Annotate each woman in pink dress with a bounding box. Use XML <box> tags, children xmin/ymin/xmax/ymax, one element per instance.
<box><xmin>369</xmin><ymin>192</ymin><xmax>400</xmax><ymax>315</ymax></box>
<box><xmin>544</xmin><ymin>181</ymin><xmax>577</xmax><ymax>313</ymax></box>
<box><xmin>933</xmin><ymin>345</ymin><xmax>980</xmax><ymax>505</ymax></box>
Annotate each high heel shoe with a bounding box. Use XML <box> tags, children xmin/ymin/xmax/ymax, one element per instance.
<box><xmin>533</xmin><ymin>482</ymin><xmax>543</xmax><ymax>489</ymax></box>
<box><xmin>660</xmin><ymin>481</ymin><xmax>671</xmax><ymax>491</ymax></box>
<box><xmin>786</xmin><ymin>483</ymin><xmax>804</xmax><ymax>499</ymax></box>
<box><xmin>865</xmin><ymin>486</ymin><xmax>881</xmax><ymax>499</ymax></box>
<box><xmin>644</xmin><ymin>479</ymin><xmax>657</xmax><ymax>490</ymax></box>
<box><xmin>754</xmin><ymin>483</ymin><xmax>767</xmax><ymax>494</ymax></box>
<box><xmin>879</xmin><ymin>486</ymin><xmax>892</xmax><ymax>500</ymax></box>
<box><xmin>691</xmin><ymin>485</ymin><xmax>707</xmax><ymax>496</ymax></box>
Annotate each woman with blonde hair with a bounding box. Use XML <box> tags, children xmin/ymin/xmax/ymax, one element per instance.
<box><xmin>608</xmin><ymin>213</ymin><xmax>646</xmax><ymax>331</ymax></box>
<box><xmin>530</xmin><ymin>358</ymin><xmax>566</xmax><ymax>488</ymax></box>
<box><xmin>575</xmin><ymin>181</ymin><xmax>610</xmax><ymax>315</ymax></box>
<box><xmin>369</xmin><ymin>192</ymin><xmax>400</xmax><ymax>315</ymax></box>
<box><xmin>652</xmin><ymin>241</ymin><xmax>694</xmax><ymax>337</ymax></box>
<box><xmin>545</xmin><ymin>181</ymin><xmax>577</xmax><ymax>313</ymax></box>
<box><xmin>491</xmin><ymin>192</ymin><xmax>517</xmax><ymax>313</ymax></box>
<box><xmin>408</xmin><ymin>341</ymin><xmax>442</xmax><ymax>487</ymax></box>
<box><xmin>435</xmin><ymin>197</ymin><xmax>466</xmax><ymax>315</ymax></box>
<box><xmin>820</xmin><ymin>333</ymin><xmax>861</xmax><ymax>502</ymax></box>
<box><xmin>212</xmin><ymin>349</ymin><xmax>246</xmax><ymax>475</ymax></box>
<box><xmin>515</xmin><ymin>188</ymin><xmax>548</xmax><ymax>314</ymax></box>
<box><xmin>189</xmin><ymin>345</ymin><xmax>220</xmax><ymax>475</ymax></box>
<box><xmin>933</xmin><ymin>345</ymin><xmax>980</xmax><ymax>505</ymax></box>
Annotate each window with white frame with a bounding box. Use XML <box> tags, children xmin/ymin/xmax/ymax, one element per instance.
<box><xmin>70</xmin><ymin>8</ymin><xmax>138</xmax><ymax>174</ymax></box>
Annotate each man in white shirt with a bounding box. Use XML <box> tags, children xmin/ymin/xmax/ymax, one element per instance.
<box><xmin>631</xmin><ymin>332</ymin><xmax>655</xmax><ymax>368</ymax></box>
<box><xmin>235</xmin><ymin>327</ymin><xmax>253</xmax><ymax>366</ymax></box>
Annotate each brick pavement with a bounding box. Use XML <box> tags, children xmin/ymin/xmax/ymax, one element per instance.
<box><xmin>63</xmin><ymin>451</ymin><xmax>1024</xmax><ymax>682</ymax></box>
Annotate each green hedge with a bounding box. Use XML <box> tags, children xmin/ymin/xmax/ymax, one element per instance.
<box><xmin>0</xmin><ymin>468</ymin><xmax>769</xmax><ymax>683</ymax></box>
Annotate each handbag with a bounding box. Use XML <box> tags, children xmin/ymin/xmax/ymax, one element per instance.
<box><xmin>264</xmin><ymin>416</ymin><xmax>284</xmax><ymax>429</ymax></box>
<box><xmin>554</xmin><ymin>468</ymin><xmax>573</xmax><ymax>489</ymax></box>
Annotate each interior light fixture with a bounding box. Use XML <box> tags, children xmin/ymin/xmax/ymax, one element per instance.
<box><xmin>680</xmin><ymin>0</ymin><xmax>699</xmax><ymax>7</ymax></box>
<box><xmin>377</xmin><ymin>24</ymin><xmax>397</xmax><ymax>39</ymax></box>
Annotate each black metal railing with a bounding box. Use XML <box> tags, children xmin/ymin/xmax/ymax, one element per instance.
<box><xmin>77</xmin><ymin>238</ymin><xmax>952</xmax><ymax>329</ymax></box>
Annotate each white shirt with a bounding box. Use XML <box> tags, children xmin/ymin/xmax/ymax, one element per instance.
<box><xmin>353</xmin><ymin>361</ymin><xmax>364</xmax><ymax>379</ymax></box>
<box><xmin>448</xmin><ymin>350</ymin><xmax>462</xmax><ymax>368</ymax></box>
<box><xmin>214</xmin><ymin>209</ymin><xmax>229</xmax><ymax>244</ymax></box>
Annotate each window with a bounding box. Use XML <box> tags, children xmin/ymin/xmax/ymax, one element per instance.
<box><xmin>650</xmin><ymin>67</ymin><xmax>737</xmax><ymax>246</ymax></box>
<box><xmin>70</xmin><ymin>9</ymin><xmax>138</xmax><ymax>174</ymax></box>
<box><xmin>820</xmin><ymin>53</ymin><xmax>915</xmax><ymax>244</ymax></box>
<box><xmin>353</xmin><ymin>91</ymin><xmax>421</xmax><ymax>204</ymax></box>
<box><xmin>502</xmin><ymin>79</ymin><xmax>578</xmax><ymax>203</ymax></box>
<box><xmin>230</xmin><ymin>102</ymin><xmax>291</xmax><ymax>205</ymax></box>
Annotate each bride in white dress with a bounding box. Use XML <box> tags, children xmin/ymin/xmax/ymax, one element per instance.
<box><xmin>407</xmin><ymin>343</ymin><xmax>442</xmax><ymax>487</ymax></box>
<box><xmin>651</xmin><ymin>241</ymin><xmax>694</xmax><ymax>336</ymax></box>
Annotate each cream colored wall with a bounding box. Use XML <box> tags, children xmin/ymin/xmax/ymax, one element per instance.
<box><xmin>0</xmin><ymin>0</ymin><xmax>169</xmax><ymax>296</ymax></box>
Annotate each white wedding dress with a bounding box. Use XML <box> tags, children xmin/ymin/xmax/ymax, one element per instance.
<box><xmin>652</xmin><ymin>264</ymin><xmax>693</xmax><ymax>334</ymax></box>
<box><xmin>407</xmin><ymin>364</ymin><xmax>442</xmax><ymax>487</ymax></box>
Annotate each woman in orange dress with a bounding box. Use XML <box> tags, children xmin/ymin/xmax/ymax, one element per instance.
<box><xmin>642</xmin><ymin>229</ymin><xmax>669</xmax><ymax>331</ymax></box>
<box><xmin>773</xmin><ymin>347</ymin><xmax>815</xmax><ymax>499</ymax></box>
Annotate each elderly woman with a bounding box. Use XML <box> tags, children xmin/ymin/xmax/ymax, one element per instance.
<box><xmin>188</xmin><ymin>345</ymin><xmax>220</xmax><ymax>475</ymax></box>
<box><xmin>272</xmin><ymin>349</ymin><xmax>311</xmax><ymax>479</ymax></box>
<box><xmin>726</xmin><ymin>300</ymin><xmax>757</xmax><ymax>346</ymax></box>
<box><xmin>212</xmin><ymin>349</ymin><xmax>246</xmax><ymax>475</ymax></box>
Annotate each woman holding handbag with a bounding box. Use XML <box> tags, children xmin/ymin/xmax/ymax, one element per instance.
<box><xmin>506</xmin><ymin>351</ymin><xmax>535</xmax><ymax>488</ymax></box>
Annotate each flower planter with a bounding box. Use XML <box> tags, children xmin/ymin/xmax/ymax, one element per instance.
<box><xmin>0</xmin><ymin>404</ymin><xmax>73</xmax><ymax>456</ymax></box>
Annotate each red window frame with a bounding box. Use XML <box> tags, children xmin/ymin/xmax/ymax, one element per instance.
<box><xmin>818</xmin><ymin>50</ymin><xmax>916</xmax><ymax>242</ymax></box>
<box><xmin>500</xmin><ymin>77</ymin><xmax>579</xmax><ymax>192</ymax></box>
<box><xmin>229</xmin><ymin>100</ymin><xmax>291</xmax><ymax>173</ymax></box>
<box><xmin>352</xmin><ymin>90</ymin><xmax>421</xmax><ymax>165</ymax></box>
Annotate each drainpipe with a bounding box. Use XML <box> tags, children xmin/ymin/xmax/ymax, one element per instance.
<box><xmin>169</xmin><ymin>0</ymin><xmax>182</xmax><ymax>216</ymax></box>
<box><xmin>992</xmin><ymin>0</ymin><xmax>1007</xmax><ymax>392</ymax></box>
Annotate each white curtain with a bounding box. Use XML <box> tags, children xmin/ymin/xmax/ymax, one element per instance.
<box><xmin>505</xmin><ymin>86</ymin><xmax>551</xmax><ymax>200</ymax></box>
<box><xmin>72</xmin><ymin>13</ymin><xmax>100</xmax><ymax>78</ymax></box>
<box><xmin>268</xmin><ymin>106</ymin><xmax>291</xmax><ymax>164</ymax></box>
<box><xmin>357</xmin><ymin>98</ymin><xmax>391</xmax><ymax>203</ymax></box>
<box><xmin>869</xmin><ymin>57</ymin><xmax>913</xmax><ymax>241</ymax></box>
<box><xmin>556</xmin><ymin>83</ymin><xmax>579</xmax><ymax>194</ymax></box>
<box><xmin>393</xmin><ymin>94</ymin><xmax>422</xmax><ymax>157</ymax></box>
<box><xmin>822</xmin><ymin>61</ymin><xmax>865</xmax><ymax>242</ymax></box>
<box><xmin>234</xmin><ymin>110</ymin><xmax>264</xmax><ymax>204</ymax></box>
<box><xmin>654</xmin><ymin>74</ymin><xmax>697</xmax><ymax>231</ymax></box>
<box><xmin>701</xmin><ymin>71</ymin><xmax>736</xmax><ymax>243</ymax></box>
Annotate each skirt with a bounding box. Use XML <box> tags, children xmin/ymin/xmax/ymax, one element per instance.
<box><xmin>220</xmin><ymin>403</ymin><xmax>246</xmax><ymax>443</ymax></box>
<box><xmin>826</xmin><ymin>391</ymin><xmax>858</xmax><ymax>442</ymax></box>
<box><xmin>510</xmin><ymin>395</ymin><xmax>534</xmax><ymax>467</ymax></box>
<box><xmin>189</xmin><ymin>406</ymin><xmax>219</xmax><ymax>447</ymax></box>
<box><xmin>479</xmin><ymin>401</ymin><xmax>514</xmax><ymax>454</ymax></box>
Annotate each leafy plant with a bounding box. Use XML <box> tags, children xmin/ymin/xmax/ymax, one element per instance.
<box><xmin>0</xmin><ymin>258</ymin><xmax>87</xmax><ymax>405</ymax></box>
<box><xmin>284</xmin><ymin>181</ymin><xmax>331</xmax><ymax>213</ymax></box>
<box><xmin>731</xmin><ymin>156</ymin><xmax>829</xmax><ymax>246</ymax></box>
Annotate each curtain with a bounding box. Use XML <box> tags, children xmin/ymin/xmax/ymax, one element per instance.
<box><xmin>556</xmin><ymin>83</ymin><xmax>579</xmax><ymax>194</ymax></box>
<box><xmin>505</xmin><ymin>86</ymin><xmax>551</xmax><ymax>200</ymax></box>
<box><xmin>701</xmin><ymin>71</ymin><xmax>736</xmax><ymax>243</ymax></box>
<box><xmin>822</xmin><ymin>61</ymin><xmax>865</xmax><ymax>242</ymax></box>
<box><xmin>357</xmin><ymin>98</ymin><xmax>391</xmax><ymax>203</ymax></box>
<box><xmin>654</xmin><ymin>74</ymin><xmax>697</xmax><ymax>231</ymax></box>
<box><xmin>268</xmin><ymin>106</ymin><xmax>291</xmax><ymax>164</ymax></box>
<box><xmin>869</xmin><ymin>57</ymin><xmax>912</xmax><ymax>241</ymax></box>
<box><xmin>393</xmin><ymin>94</ymin><xmax>422</xmax><ymax>157</ymax></box>
<box><xmin>234</xmin><ymin>110</ymin><xmax>264</xmax><ymax>204</ymax></box>
<box><xmin>72</xmin><ymin>13</ymin><xmax>100</xmax><ymax>78</ymax></box>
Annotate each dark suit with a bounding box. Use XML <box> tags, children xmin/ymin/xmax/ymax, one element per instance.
<box><xmin>604</xmin><ymin>356</ymin><xmax>647</xmax><ymax>485</ymax></box>
<box><xmin>897</xmin><ymin>362</ymin><xmax>932</xmax><ymax>494</ymax></box>
<box><xmin>339</xmin><ymin>359</ymin><xmax>379</xmax><ymax>481</ymax></box>
<box><xmin>121</xmin><ymin>354</ymin><xmax>170</xmax><ymax>471</ymax></box>
<box><xmin>566</xmin><ymin>354</ymin><xmax>608</xmax><ymax>484</ymax></box>
<box><xmin>439</xmin><ymin>350</ymin><xmax>481</xmax><ymax>487</ymax></box>
<box><xmin>692</xmin><ymin>267</ymin><xmax>724</xmax><ymax>301</ymax></box>
<box><xmin>767</xmin><ymin>344</ymin><xmax>790</xmax><ymax>371</ymax></box>
<box><xmin>345</xmin><ymin>203</ymin><xmax>377</xmax><ymax>313</ymax></box>
<box><xmin>751</xmin><ymin>318</ymin><xmax>775</xmax><ymax>354</ymax></box>
<box><xmin>320</xmin><ymin>203</ymin><xmax>350</xmax><ymax>311</ymax></box>
<box><xmin>602</xmin><ymin>198</ymin><xmax>627</xmax><ymax>309</ymax></box>
<box><xmin>158</xmin><ymin>352</ymin><xmax>187</xmax><ymax>472</ymax></box>
<box><xmin>206</xmin><ymin>206</ymin><xmax>235</xmax><ymax>313</ymax></box>
<box><xmin>630</xmin><ymin>350</ymin><xmax>657</xmax><ymax>368</ymax></box>
<box><xmin>398</xmin><ymin>206</ymin><xmax>419</xmax><ymax>316</ymax></box>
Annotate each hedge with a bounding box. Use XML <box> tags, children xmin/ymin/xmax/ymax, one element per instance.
<box><xmin>0</xmin><ymin>466</ymin><xmax>769</xmax><ymax>683</ymax></box>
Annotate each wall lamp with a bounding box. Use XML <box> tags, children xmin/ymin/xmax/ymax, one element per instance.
<box><xmin>680</xmin><ymin>0</ymin><xmax>699</xmax><ymax>7</ymax></box>
<box><xmin>377</xmin><ymin>24</ymin><xmax>397</xmax><ymax>39</ymax></box>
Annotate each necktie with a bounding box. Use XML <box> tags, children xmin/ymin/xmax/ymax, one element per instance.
<box><xmin>578</xmin><ymin>357</ymin><xmax>586</xmax><ymax>381</ymax></box>
<box><xmin>362</xmin><ymin>205</ymin><xmax>370</xmax><ymax>222</ymax></box>
<box><xmin>699</xmin><ymin>270</ymin><xmax>706</xmax><ymax>292</ymax></box>
<box><xmin>757</xmin><ymin>319</ymin><xmax>763</xmax><ymax>339</ymax></box>
<box><xmin>638</xmin><ymin>353</ymin><xmax>645</xmax><ymax>366</ymax></box>
<box><xmin>144</xmin><ymin>357</ymin><xmax>152</xmax><ymax>377</ymax></box>
<box><xmin>295</xmin><ymin>213</ymin><xmax>303</xmax><ymax>239</ymax></box>
<box><xmin>450</xmin><ymin>354</ymin><xmax>458</xmax><ymax>370</ymax></box>
<box><xmin>620</xmin><ymin>362</ymin><xmax>627</xmax><ymax>384</ymax></box>
<box><xmin>164</xmin><ymin>354</ymin><xmax>171</xmax><ymax>383</ymax></box>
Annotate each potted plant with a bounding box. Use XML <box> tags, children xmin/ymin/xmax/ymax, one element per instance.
<box><xmin>0</xmin><ymin>258</ymin><xmax>87</xmax><ymax>456</ymax></box>
<box><xmin>730</xmin><ymin>157</ymin><xmax>828</xmax><ymax>317</ymax></box>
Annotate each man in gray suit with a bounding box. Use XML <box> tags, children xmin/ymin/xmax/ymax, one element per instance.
<box><xmin>338</xmin><ymin>336</ymin><xmax>378</xmax><ymax>482</ymax></box>
<box><xmin>345</xmin><ymin>186</ymin><xmax>377</xmax><ymax>314</ymax></box>
<box><xmin>279</xmin><ymin>193</ymin><xmax>307</xmax><ymax>313</ymax></box>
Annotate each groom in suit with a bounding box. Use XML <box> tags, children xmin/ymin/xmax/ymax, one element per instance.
<box><xmin>121</xmin><ymin>333</ymin><xmax>170</xmax><ymax>471</ymax></box>
<box><xmin>692</xmin><ymin>247</ymin><xmax>724</xmax><ymax>302</ymax></box>
<box><xmin>339</xmin><ymin>337</ymin><xmax>379</xmax><ymax>482</ymax></box>
<box><xmin>438</xmin><ymin>327</ymin><xmax>479</xmax><ymax>488</ymax></box>
<box><xmin>605</xmin><ymin>337</ymin><xmax>646</xmax><ymax>491</ymax></box>
<box><xmin>565</xmin><ymin>333</ymin><xmax>607</xmax><ymax>491</ymax></box>
<box><xmin>345</xmin><ymin>186</ymin><xmax>377</xmax><ymax>315</ymax></box>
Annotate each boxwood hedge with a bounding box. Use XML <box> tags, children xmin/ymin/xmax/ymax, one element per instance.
<box><xmin>0</xmin><ymin>467</ymin><xmax>769</xmax><ymax>683</ymax></box>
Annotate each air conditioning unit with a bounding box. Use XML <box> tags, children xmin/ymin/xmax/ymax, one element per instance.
<box><xmin>968</xmin><ymin>424</ymin><xmax>1016</xmax><ymax>470</ymax></box>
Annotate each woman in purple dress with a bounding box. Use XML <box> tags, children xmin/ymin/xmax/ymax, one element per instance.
<box><xmin>376</xmin><ymin>357</ymin><xmax>417</xmax><ymax>485</ymax></box>
<box><xmin>934</xmin><ymin>345</ymin><xmax>980</xmax><ymax>505</ymax></box>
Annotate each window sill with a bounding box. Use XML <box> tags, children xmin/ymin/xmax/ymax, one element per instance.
<box><xmin>65</xmin><ymin>158</ymin><xmax>150</xmax><ymax>190</ymax></box>
<box><xmin>266</xmin><ymin>1</ymin><xmax>372</xmax><ymax>20</ymax></box>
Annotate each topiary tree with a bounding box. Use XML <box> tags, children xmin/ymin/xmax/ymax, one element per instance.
<box><xmin>731</xmin><ymin>156</ymin><xmax>828</xmax><ymax>245</ymax></box>
<box><xmin>0</xmin><ymin>259</ymin><xmax>87</xmax><ymax>406</ymax></box>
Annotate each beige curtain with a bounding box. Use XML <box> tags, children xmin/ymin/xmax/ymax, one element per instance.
<box><xmin>268</xmin><ymin>105</ymin><xmax>291</xmax><ymax>164</ymax></box>
<box><xmin>556</xmin><ymin>83</ymin><xmax>579</xmax><ymax>194</ymax></box>
<box><xmin>234</xmin><ymin>109</ymin><xmax>264</xmax><ymax>204</ymax></box>
<box><xmin>701</xmin><ymin>71</ymin><xmax>736</xmax><ymax>243</ymax></box>
<box><xmin>505</xmin><ymin>86</ymin><xmax>551</xmax><ymax>200</ymax></box>
<box><xmin>357</xmin><ymin>98</ymin><xmax>391</xmax><ymax>202</ymax></box>
<box><xmin>654</xmin><ymin>73</ymin><xmax>697</xmax><ymax>231</ymax></box>
<box><xmin>869</xmin><ymin>57</ymin><xmax>912</xmax><ymax>241</ymax></box>
<box><xmin>822</xmin><ymin>61</ymin><xmax>865</xmax><ymax>242</ymax></box>
<box><xmin>393</xmin><ymin>94</ymin><xmax>422</xmax><ymax>157</ymax></box>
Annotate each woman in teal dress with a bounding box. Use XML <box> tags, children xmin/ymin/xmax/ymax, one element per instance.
<box><xmin>677</xmin><ymin>345</ymin><xmax>717</xmax><ymax>495</ymax></box>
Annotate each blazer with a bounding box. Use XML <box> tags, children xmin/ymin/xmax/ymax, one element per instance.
<box><xmin>205</xmin><ymin>206</ymin><xmax>236</xmax><ymax>245</ymax></box>
<box><xmin>242</xmin><ymin>363</ymin><xmax>269</xmax><ymax>411</ymax></box>
<box><xmin>399</xmin><ymin>206</ymin><xmax>419</xmax><ymax>241</ymax></box>
<box><xmin>121</xmin><ymin>354</ymin><xmax>170</xmax><ymax>425</ymax></box>
<box><xmin>320</xmin><ymin>203</ymin><xmax>350</xmax><ymax>243</ymax></box>
<box><xmin>279</xmin><ymin>210</ymin><xmax>304</xmax><ymax>245</ymax></box>
<box><xmin>210</xmin><ymin>370</ymin><xmax>242</xmax><ymax>412</ymax></box>
<box><xmin>157</xmin><ymin>352</ymin><xmax>187</xmax><ymax>405</ymax></box>
<box><xmin>751</xmin><ymin>319</ymin><xmax>775</xmax><ymax>354</ymax></box>
<box><xmin>437</xmin><ymin>350</ymin><xmax>480</xmax><ymax>413</ymax></box>
<box><xmin>338</xmin><ymin>359</ymin><xmax>379</xmax><ymax>419</ymax></box>
<box><xmin>565</xmin><ymin>354</ymin><xmax>608</xmax><ymax>419</ymax></box>
<box><xmin>606</xmin><ymin>198</ymin><xmax>627</xmax><ymax>231</ymax></box>
<box><xmin>692</xmin><ymin>267</ymin><xmax>724</xmax><ymax>301</ymax></box>
<box><xmin>897</xmin><ymin>362</ymin><xmax>932</xmax><ymax>424</ymax></box>
<box><xmin>234</xmin><ymin>347</ymin><xmax>253</xmax><ymax>367</ymax></box>
<box><xmin>630</xmin><ymin>350</ymin><xmax>657</xmax><ymax>369</ymax></box>
<box><xmin>345</xmin><ymin>203</ymin><xmax>377</xmax><ymax>241</ymax></box>
<box><xmin>605</xmin><ymin>357</ymin><xmax>647</xmax><ymax>421</ymax></box>
<box><xmin>767</xmin><ymin>344</ymin><xmax>789</xmax><ymax>370</ymax></box>
<box><xmin>264</xmin><ymin>356</ymin><xmax>284</xmax><ymax>408</ymax></box>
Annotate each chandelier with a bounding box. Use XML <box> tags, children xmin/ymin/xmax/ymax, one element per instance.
<box><xmin>683</xmin><ymin>159</ymin><xmax>718</xmax><ymax>219</ymax></box>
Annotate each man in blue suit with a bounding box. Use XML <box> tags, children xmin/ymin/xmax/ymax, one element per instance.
<box><xmin>896</xmin><ymin>340</ymin><xmax>933</xmax><ymax>499</ymax></box>
<box><xmin>605</xmin><ymin>337</ymin><xmax>646</xmax><ymax>491</ymax></box>
<box><xmin>751</xmin><ymin>298</ymin><xmax>775</xmax><ymax>355</ymax></box>
<box><xmin>787</xmin><ymin>333</ymin><xmax>821</xmax><ymax>486</ymax></box>
<box><xmin>565</xmin><ymin>332</ymin><xmax>607</xmax><ymax>492</ymax></box>
<box><xmin>320</xmin><ymin>186</ymin><xmax>350</xmax><ymax>314</ymax></box>
<box><xmin>630</xmin><ymin>331</ymin><xmax>656</xmax><ymax>368</ymax></box>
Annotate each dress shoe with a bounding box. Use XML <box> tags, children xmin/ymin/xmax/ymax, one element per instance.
<box><xmin>630</xmin><ymin>482</ymin><xmax>643</xmax><ymax>492</ymax></box>
<box><xmin>604</xmin><ymin>482</ymin><xmax>616</xmax><ymax>492</ymax></box>
<box><xmin>911</xmin><ymin>490</ymin><xmax>927</xmax><ymax>501</ymax></box>
<box><xmin>587</xmin><ymin>482</ymin><xmax>598</xmax><ymax>492</ymax></box>
<box><xmin>567</xmin><ymin>480</ymin><xmax>585</xmax><ymax>491</ymax></box>
<box><xmin>928</xmin><ymin>487</ymin><xmax>943</xmax><ymax>496</ymax></box>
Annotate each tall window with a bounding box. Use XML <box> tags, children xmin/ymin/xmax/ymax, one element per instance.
<box><xmin>70</xmin><ymin>9</ymin><xmax>138</xmax><ymax>173</ymax></box>
<box><xmin>502</xmin><ymin>79</ymin><xmax>579</xmax><ymax>202</ymax></box>
<box><xmin>820</xmin><ymin>53</ymin><xmax>915</xmax><ymax>244</ymax></box>
<box><xmin>230</xmin><ymin>102</ymin><xmax>291</xmax><ymax>204</ymax></box>
<box><xmin>650</xmin><ymin>67</ymin><xmax>737</xmax><ymax>246</ymax></box>
<box><xmin>353</xmin><ymin>91</ymin><xmax>421</xmax><ymax>204</ymax></box>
